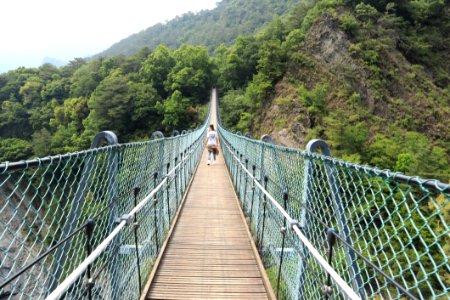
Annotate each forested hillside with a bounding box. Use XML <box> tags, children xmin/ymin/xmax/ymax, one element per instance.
<box><xmin>96</xmin><ymin>0</ymin><xmax>301</xmax><ymax>57</ymax></box>
<box><xmin>217</xmin><ymin>0</ymin><xmax>450</xmax><ymax>181</ymax></box>
<box><xmin>0</xmin><ymin>0</ymin><xmax>448</xmax><ymax>182</ymax></box>
<box><xmin>0</xmin><ymin>45</ymin><xmax>214</xmax><ymax>161</ymax></box>
<box><xmin>0</xmin><ymin>1</ymin><xmax>447</xmax><ymax>298</ymax></box>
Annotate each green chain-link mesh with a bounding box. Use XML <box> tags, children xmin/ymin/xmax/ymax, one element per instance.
<box><xmin>218</xmin><ymin>124</ymin><xmax>449</xmax><ymax>300</ymax></box>
<box><xmin>2</xmin><ymin>95</ymin><xmax>448</xmax><ymax>300</ymax></box>
<box><xmin>0</xmin><ymin>123</ymin><xmax>207</xmax><ymax>299</ymax></box>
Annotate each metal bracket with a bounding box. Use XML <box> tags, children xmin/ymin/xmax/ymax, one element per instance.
<box><xmin>151</xmin><ymin>131</ymin><xmax>164</xmax><ymax>140</ymax></box>
<box><xmin>91</xmin><ymin>131</ymin><xmax>118</xmax><ymax>148</ymax></box>
<box><xmin>260</xmin><ymin>134</ymin><xmax>274</xmax><ymax>144</ymax></box>
<box><xmin>306</xmin><ymin>139</ymin><xmax>331</xmax><ymax>156</ymax></box>
<box><xmin>289</xmin><ymin>219</ymin><xmax>299</xmax><ymax>230</ymax></box>
<box><xmin>120</xmin><ymin>214</ymin><xmax>132</xmax><ymax>225</ymax></box>
<box><xmin>85</xmin><ymin>277</ymin><xmax>95</xmax><ymax>289</ymax></box>
<box><xmin>321</xmin><ymin>285</ymin><xmax>332</xmax><ymax>296</ymax></box>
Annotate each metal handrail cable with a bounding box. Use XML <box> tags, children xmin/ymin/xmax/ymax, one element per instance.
<box><xmin>222</xmin><ymin>141</ymin><xmax>361</xmax><ymax>300</ymax></box>
<box><xmin>45</xmin><ymin>146</ymin><xmax>196</xmax><ymax>300</ymax></box>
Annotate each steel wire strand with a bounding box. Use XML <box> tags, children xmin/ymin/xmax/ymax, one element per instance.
<box><xmin>220</xmin><ymin>130</ymin><xmax>429</xmax><ymax>300</ymax></box>
<box><xmin>220</xmin><ymin>139</ymin><xmax>361</xmax><ymax>300</ymax></box>
<box><xmin>45</xmin><ymin>134</ymin><xmax>204</xmax><ymax>300</ymax></box>
<box><xmin>0</xmin><ymin>193</ymin><xmax>123</xmax><ymax>291</ymax></box>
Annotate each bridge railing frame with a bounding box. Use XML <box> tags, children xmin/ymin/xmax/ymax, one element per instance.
<box><xmin>0</xmin><ymin>119</ymin><xmax>208</xmax><ymax>299</ymax></box>
<box><xmin>216</xmin><ymin>93</ymin><xmax>448</xmax><ymax>300</ymax></box>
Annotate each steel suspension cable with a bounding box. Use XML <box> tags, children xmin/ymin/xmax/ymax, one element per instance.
<box><xmin>45</xmin><ymin>146</ymin><xmax>198</xmax><ymax>300</ymax></box>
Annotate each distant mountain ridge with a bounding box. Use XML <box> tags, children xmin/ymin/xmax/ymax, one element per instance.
<box><xmin>95</xmin><ymin>0</ymin><xmax>301</xmax><ymax>57</ymax></box>
<box><xmin>42</xmin><ymin>57</ymin><xmax>67</xmax><ymax>67</ymax></box>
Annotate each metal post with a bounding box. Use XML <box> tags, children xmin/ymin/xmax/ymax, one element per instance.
<box><xmin>85</xmin><ymin>219</ymin><xmax>95</xmax><ymax>300</ymax></box>
<box><xmin>276</xmin><ymin>191</ymin><xmax>289</xmax><ymax>299</ymax></box>
<box><xmin>306</xmin><ymin>139</ymin><xmax>364</xmax><ymax>298</ymax></box>
<box><xmin>234</xmin><ymin>151</ymin><xmax>240</xmax><ymax>186</ymax></box>
<box><xmin>166</xmin><ymin>163</ymin><xmax>171</xmax><ymax>226</ymax></box>
<box><xmin>187</xmin><ymin>146</ymin><xmax>192</xmax><ymax>177</ymax></box>
<box><xmin>243</xmin><ymin>159</ymin><xmax>249</xmax><ymax>214</ymax></box>
<box><xmin>323</xmin><ymin>228</ymin><xmax>336</xmax><ymax>299</ymax></box>
<box><xmin>239</xmin><ymin>154</ymin><xmax>243</xmax><ymax>198</ymax></box>
<box><xmin>174</xmin><ymin>157</ymin><xmax>179</xmax><ymax>205</ymax></box>
<box><xmin>184</xmin><ymin>149</ymin><xmax>188</xmax><ymax>189</ymax></box>
<box><xmin>153</xmin><ymin>172</ymin><xmax>160</xmax><ymax>253</ymax></box>
<box><xmin>261</xmin><ymin>134</ymin><xmax>288</xmax><ymax>213</ymax></box>
<box><xmin>132</xmin><ymin>187</ymin><xmax>142</xmax><ymax>296</ymax></box>
<box><xmin>180</xmin><ymin>152</ymin><xmax>184</xmax><ymax>193</ymax></box>
<box><xmin>50</xmin><ymin>131</ymin><xmax>118</xmax><ymax>295</ymax></box>
<box><xmin>258</xmin><ymin>175</ymin><xmax>269</xmax><ymax>253</ymax></box>
<box><xmin>250</xmin><ymin>165</ymin><xmax>256</xmax><ymax>224</ymax></box>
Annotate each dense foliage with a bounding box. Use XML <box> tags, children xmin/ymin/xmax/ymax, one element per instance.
<box><xmin>0</xmin><ymin>0</ymin><xmax>448</xmax><ymax>297</ymax></box>
<box><xmin>96</xmin><ymin>0</ymin><xmax>301</xmax><ymax>57</ymax></box>
<box><xmin>0</xmin><ymin>45</ymin><xmax>214</xmax><ymax>161</ymax></box>
<box><xmin>214</xmin><ymin>2</ymin><xmax>449</xmax><ymax>297</ymax></box>
<box><xmin>217</xmin><ymin>0</ymin><xmax>449</xmax><ymax>182</ymax></box>
<box><xmin>1</xmin><ymin>0</ymin><xmax>448</xmax><ymax>180</ymax></box>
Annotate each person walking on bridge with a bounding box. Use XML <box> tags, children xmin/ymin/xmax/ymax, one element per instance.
<box><xmin>206</xmin><ymin>124</ymin><xmax>219</xmax><ymax>165</ymax></box>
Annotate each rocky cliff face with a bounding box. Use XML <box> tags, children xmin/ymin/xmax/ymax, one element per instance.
<box><xmin>257</xmin><ymin>11</ymin><xmax>449</xmax><ymax>149</ymax></box>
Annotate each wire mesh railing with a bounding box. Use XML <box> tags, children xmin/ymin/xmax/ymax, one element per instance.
<box><xmin>218</xmin><ymin>123</ymin><xmax>449</xmax><ymax>300</ymax></box>
<box><xmin>0</xmin><ymin>121</ymin><xmax>207</xmax><ymax>299</ymax></box>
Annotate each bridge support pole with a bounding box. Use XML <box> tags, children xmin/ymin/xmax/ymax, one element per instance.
<box><xmin>166</xmin><ymin>163</ymin><xmax>171</xmax><ymax>227</ymax></box>
<box><xmin>174</xmin><ymin>157</ymin><xmax>179</xmax><ymax>206</ymax></box>
<box><xmin>304</xmin><ymin>139</ymin><xmax>365</xmax><ymax>298</ymax></box>
<box><xmin>258</xmin><ymin>176</ymin><xmax>269</xmax><ymax>254</ymax></box>
<box><xmin>49</xmin><ymin>131</ymin><xmax>118</xmax><ymax>298</ymax></box>
<box><xmin>153</xmin><ymin>172</ymin><xmax>160</xmax><ymax>254</ymax></box>
<box><xmin>132</xmin><ymin>188</ymin><xmax>142</xmax><ymax>297</ymax></box>
<box><xmin>250</xmin><ymin>165</ymin><xmax>256</xmax><ymax>226</ymax></box>
<box><xmin>243</xmin><ymin>159</ymin><xmax>249</xmax><ymax>214</ymax></box>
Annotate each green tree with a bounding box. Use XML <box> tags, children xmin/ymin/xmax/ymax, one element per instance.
<box><xmin>156</xmin><ymin>90</ymin><xmax>196</xmax><ymax>131</ymax></box>
<box><xmin>256</xmin><ymin>39</ymin><xmax>286</xmax><ymax>83</ymax></box>
<box><xmin>395</xmin><ymin>152</ymin><xmax>419</xmax><ymax>174</ymax></box>
<box><xmin>70</xmin><ymin>60</ymin><xmax>103</xmax><ymax>98</ymax></box>
<box><xmin>32</xmin><ymin>128</ymin><xmax>52</xmax><ymax>157</ymax></box>
<box><xmin>366</xmin><ymin>134</ymin><xmax>400</xmax><ymax>169</ymax></box>
<box><xmin>217</xmin><ymin>36</ymin><xmax>260</xmax><ymax>90</ymax></box>
<box><xmin>129</xmin><ymin>81</ymin><xmax>162</xmax><ymax>133</ymax></box>
<box><xmin>140</xmin><ymin>45</ymin><xmax>175</xmax><ymax>98</ymax></box>
<box><xmin>0</xmin><ymin>138</ymin><xmax>32</xmax><ymax>162</ymax></box>
<box><xmin>166</xmin><ymin>45</ymin><xmax>214</xmax><ymax>102</ymax></box>
<box><xmin>19</xmin><ymin>76</ymin><xmax>44</xmax><ymax>107</ymax></box>
<box><xmin>0</xmin><ymin>97</ymin><xmax>31</xmax><ymax>138</ymax></box>
<box><xmin>298</xmin><ymin>84</ymin><xmax>328</xmax><ymax>128</ymax></box>
<box><xmin>41</xmin><ymin>77</ymin><xmax>70</xmax><ymax>101</ymax></box>
<box><xmin>51</xmin><ymin>125</ymin><xmax>79</xmax><ymax>154</ymax></box>
<box><xmin>85</xmin><ymin>69</ymin><xmax>131</xmax><ymax>137</ymax></box>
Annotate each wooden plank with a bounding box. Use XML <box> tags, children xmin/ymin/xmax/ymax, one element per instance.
<box><xmin>147</xmin><ymin>292</ymin><xmax>268</xmax><ymax>300</ymax></box>
<box><xmin>153</xmin><ymin>276</ymin><xmax>264</xmax><ymax>285</ymax></box>
<box><xmin>156</xmin><ymin>271</ymin><xmax>262</xmax><ymax>278</ymax></box>
<box><xmin>143</xmin><ymin>95</ymin><xmax>272</xmax><ymax>300</ymax></box>
<box><xmin>158</xmin><ymin>263</ymin><xmax>260</xmax><ymax>270</ymax></box>
<box><xmin>150</xmin><ymin>284</ymin><xmax>266</xmax><ymax>293</ymax></box>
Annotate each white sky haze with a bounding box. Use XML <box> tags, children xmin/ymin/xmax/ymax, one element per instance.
<box><xmin>0</xmin><ymin>0</ymin><xmax>218</xmax><ymax>73</ymax></box>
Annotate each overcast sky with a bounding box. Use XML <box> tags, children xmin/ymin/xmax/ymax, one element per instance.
<box><xmin>0</xmin><ymin>0</ymin><xmax>218</xmax><ymax>73</ymax></box>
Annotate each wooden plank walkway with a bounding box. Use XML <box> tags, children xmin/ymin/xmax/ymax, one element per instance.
<box><xmin>142</xmin><ymin>91</ymin><xmax>273</xmax><ymax>300</ymax></box>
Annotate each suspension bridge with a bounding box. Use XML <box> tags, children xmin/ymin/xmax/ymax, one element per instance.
<box><xmin>0</xmin><ymin>89</ymin><xmax>448</xmax><ymax>299</ymax></box>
